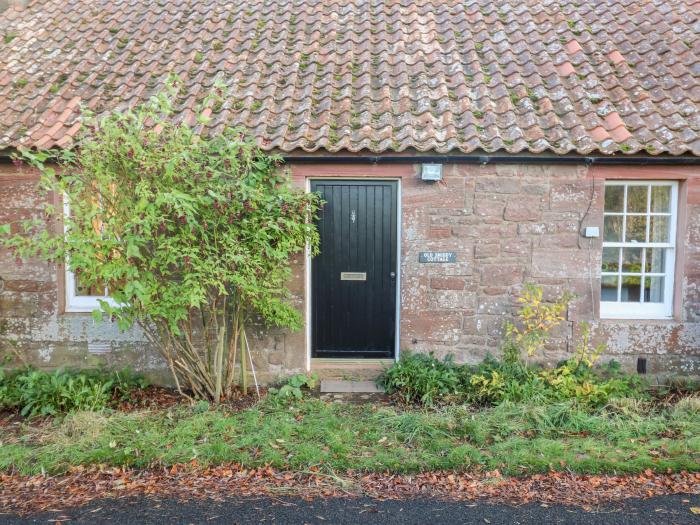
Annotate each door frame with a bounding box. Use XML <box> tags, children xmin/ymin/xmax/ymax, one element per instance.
<box><xmin>305</xmin><ymin>177</ymin><xmax>402</xmax><ymax>370</ymax></box>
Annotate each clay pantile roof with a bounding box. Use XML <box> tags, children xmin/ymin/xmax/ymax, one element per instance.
<box><xmin>0</xmin><ymin>0</ymin><xmax>699</xmax><ymax>156</ymax></box>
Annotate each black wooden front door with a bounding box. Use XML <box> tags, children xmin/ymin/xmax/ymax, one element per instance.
<box><xmin>311</xmin><ymin>180</ymin><xmax>398</xmax><ymax>358</ymax></box>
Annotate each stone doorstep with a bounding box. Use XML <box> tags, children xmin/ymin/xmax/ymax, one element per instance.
<box><xmin>311</xmin><ymin>358</ymin><xmax>392</xmax><ymax>382</ymax></box>
<box><xmin>311</xmin><ymin>358</ymin><xmax>393</xmax><ymax>370</ymax></box>
<box><xmin>320</xmin><ymin>379</ymin><xmax>385</xmax><ymax>393</ymax></box>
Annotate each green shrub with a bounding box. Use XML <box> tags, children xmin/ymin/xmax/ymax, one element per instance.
<box><xmin>379</xmin><ymin>352</ymin><xmax>649</xmax><ymax>409</ymax></box>
<box><xmin>268</xmin><ymin>373</ymin><xmax>318</xmax><ymax>401</ymax></box>
<box><xmin>380</xmin><ymin>352</ymin><xmax>460</xmax><ymax>405</ymax></box>
<box><xmin>380</xmin><ymin>285</ymin><xmax>660</xmax><ymax>408</ymax></box>
<box><xmin>0</xmin><ymin>367</ymin><xmax>145</xmax><ymax>417</ymax></box>
<box><xmin>1</xmin><ymin>79</ymin><xmax>322</xmax><ymax>402</ymax></box>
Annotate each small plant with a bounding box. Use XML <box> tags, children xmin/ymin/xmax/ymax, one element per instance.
<box><xmin>380</xmin><ymin>352</ymin><xmax>460</xmax><ymax>406</ymax></box>
<box><xmin>268</xmin><ymin>373</ymin><xmax>318</xmax><ymax>401</ymax></box>
<box><xmin>0</xmin><ymin>367</ymin><xmax>145</xmax><ymax>417</ymax></box>
<box><xmin>572</xmin><ymin>322</ymin><xmax>605</xmax><ymax>371</ymax></box>
<box><xmin>380</xmin><ymin>286</ymin><xmax>654</xmax><ymax>408</ymax></box>
<box><xmin>465</xmin><ymin>370</ymin><xmax>507</xmax><ymax>405</ymax></box>
<box><xmin>193</xmin><ymin>399</ymin><xmax>210</xmax><ymax>413</ymax></box>
<box><xmin>506</xmin><ymin>284</ymin><xmax>572</xmax><ymax>359</ymax></box>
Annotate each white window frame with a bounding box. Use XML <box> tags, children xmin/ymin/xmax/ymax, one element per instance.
<box><xmin>63</xmin><ymin>197</ymin><xmax>117</xmax><ymax>313</ymax></box>
<box><xmin>600</xmin><ymin>180</ymin><xmax>677</xmax><ymax>320</ymax></box>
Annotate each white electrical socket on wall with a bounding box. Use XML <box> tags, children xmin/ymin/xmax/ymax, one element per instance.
<box><xmin>583</xmin><ymin>226</ymin><xmax>600</xmax><ymax>238</ymax></box>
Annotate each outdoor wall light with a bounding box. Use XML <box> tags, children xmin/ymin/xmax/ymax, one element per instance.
<box><xmin>421</xmin><ymin>163</ymin><xmax>443</xmax><ymax>181</ymax></box>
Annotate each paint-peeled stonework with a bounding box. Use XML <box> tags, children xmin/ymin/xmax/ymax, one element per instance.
<box><xmin>1</xmin><ymin>161</ymin><xmax>699</xmax><ymax>383</ymax></box>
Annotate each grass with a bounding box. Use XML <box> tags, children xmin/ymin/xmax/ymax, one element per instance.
<box><xmin>2</xmin><ymin>397</ymin><xmax>699</xmax><ymax>476</ymax></box>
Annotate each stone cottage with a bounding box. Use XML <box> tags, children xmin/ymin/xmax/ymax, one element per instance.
<box><xmin>1</xmin><ymin>0</ymin><xmax>699</xmax><ymax>382</ymax></box>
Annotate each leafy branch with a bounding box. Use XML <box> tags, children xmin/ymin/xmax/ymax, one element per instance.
<box><xmin>1</xmin><ymin>77</ymin><xmax>322</xmax><ymax>402</ymax></box>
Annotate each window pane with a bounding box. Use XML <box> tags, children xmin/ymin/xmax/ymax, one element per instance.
<box><xmin>651</xmin><ymin>186</ymin><xmax>671</xmax><ymax>213</ymax></box>
<box><xmin>604</xmin><ymin>215</ymin><xmax>623</xmax><ymax>242</ymax></box>
<box><xmin>649</xmin><ymin>215</ymin><xmax>670</xmax><ymax>243</ymax></box>
<box><xmin>602</xmin><ymin>247</ymin><xmax>620</xmax><ymax>272</ymax></box>
<box><xmin>75</xmin><ymin>275</ymin><xmax>108</xmax><ymax>297</ymax></box>
<box><xmin>626</xmin><ymin>185</ymin><xmax>648</xmax><ymax>213</ymax></box>
<box><xmin>621</xmin><ymin>247</ymin><xmax>642</xmax><ymax>273</ymax></box>
<box><xmin>620</xmin><ymin>275</ymin><xmax>641</xmax><ymax>302</ymax></box>
<box><xmin>625</xmin><ymin>215</ymin><xmax>647</xmax><ymax>243</ymax></box>
<box><xmin>644</xmin><ymin>276</ymin><xmax>665</xmax><ymax>303</ymax></box>
<box><xmin>645</xmin><ymin>248</ymin><xmax>666</xmax><ymax>273</ymax></box>
<box><xmin>601</xmin><ymin>275</ymin><xmax>618</xmax><ymax>301</ymax></box>
<box><xmin>604</xmin><ymin>185</ymin><xmax>624</xmax><ymax>212</ymax></box>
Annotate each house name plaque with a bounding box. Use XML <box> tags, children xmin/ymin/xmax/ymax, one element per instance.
<box><xmin>418</xmin><ymin>251</ymin><xmax>457</xmax><ymax>263</ymax></box>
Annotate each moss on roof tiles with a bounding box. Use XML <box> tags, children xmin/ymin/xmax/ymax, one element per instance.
<box><xmin>0</xmin><ymin>0</ymin><xmax>697</xmax><ymax>155</ymax></box>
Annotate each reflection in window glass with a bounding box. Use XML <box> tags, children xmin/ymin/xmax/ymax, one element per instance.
<box><xmin>649</xmin><ymin>215</ymin><xmax>669</xmax><ymax>243</ymax></box>
<box><xmin>620</xmin><ymin>275</ymin><xmax>641</xmax><ymax>302</ymax></box>
<box><xmin>621</xmin><ymin>247</ymin><xmax>642</xmax><ymax>273</ymax></box>
<box><xmin>626</xmin><ymin>185</ymin><xmax>648</xmax><ymax>213</ymax></box>
<box><xmin>625</xmin><ymin>215</ymin><xmax>646</xmax><ymax>242</ymax></box>
<box><xmin>601</xmin><ymin>182</ymin><xmax>676</xmax><ymax>318</ymax></box>
<box><xmin>602</xmin><ymin>247</ymin><xmax>619</xmax><ymax>272</ymax></box>
<box><xmin>645</xmin><ymin>248</ymin><xmax>665</xmax><ymax>274</ymax></box>
<box><xmin>644</xmin><ymin>276</ymin><xmax>664</xmax><ymax>303</ymax></box>
<box><xmin>601</xmin><ymin>275</ymin><xmax>618</xmax><ymax>301</ymax></box>
<box><xmin>604</xmin><ymin>185</ymin><xmax>624</xmax><ymax>212</ymax></box>
<box><xmin>603</xmin><ymin>215</ymin><xmax>622</xmax><ymax>242</ymax></box>
<box><xmin>651</xmin><ymin>186</ymin><xmax>670</xmax><ymax>213</ymax></box>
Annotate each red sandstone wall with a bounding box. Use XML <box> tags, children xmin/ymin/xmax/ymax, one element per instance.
<box><xmin>292</xmin><ymin>162</ymin><xmax>700</xmax><ymax>375</ymax></box>
<box><xmin>1</xmin><ymin>160</ymin><xmax>699</xmax><ymax>381</ymax></box>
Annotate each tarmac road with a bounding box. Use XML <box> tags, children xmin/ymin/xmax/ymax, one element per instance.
<box><xmin>1</xmin><ymin>493</ymin><xmax>699</xmax><ymax>524</ymax></box>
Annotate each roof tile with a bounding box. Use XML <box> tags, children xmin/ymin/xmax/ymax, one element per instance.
<box><xmin>0</xmin><ymin>0</ymin><xmax>698</xmax><ymax>156</ymax></box>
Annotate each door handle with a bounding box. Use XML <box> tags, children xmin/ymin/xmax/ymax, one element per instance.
<box><xmin>390</xmin><ymin>272</ymin><xmax>396</xmax><ymax>279</ymax></box>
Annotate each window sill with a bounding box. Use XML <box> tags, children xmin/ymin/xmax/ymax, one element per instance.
<box><xmin>598</xmin><ymin>317</ymin><xmax>679</xmax><ymax>325</ymax></box>
<box><xmin>64</xmin><ymin>307</ymin><xmax>100</xmax><ymax>314</ymax></box>
<box><xmin>65</xmin><ymin>297</ymin><xmax>118</xmax><ymax>314</ymax></box>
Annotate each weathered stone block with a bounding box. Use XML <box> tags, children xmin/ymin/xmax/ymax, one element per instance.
<box><xmin>474</xmin><ymin>194</ymin><xmax>506</xmax><ymax>217</ymax></box>
<box><xmin>435</xmin><ymin>290</ymin><xmax>476</xmax><ymax>311</ymax></box>
<box><xmin>462</xmin><ymin>315</ymin><xmax>489</xmax><ymax>335</ymax></box>
<box><xmin>550</xmin><ymin>180</ymin><xmax>593</xmax><ymax>211</ymax></box>
<box><xmin>403</xmin><ymin>177</ymin><xmax>466</xmax><ymax>209</ymax></box>
<box><xmin>501</xmin><ymin>238</ymin><xmax>531</xmax><ymax>257</ymax></box>
<box><xmin>401</xmin><ymin>312</ymin><xmax>462</xmax><ymax>344</ymax></box>
<box><xmin>487</xmin><ymin>317</ymin><xmax>508</xmax><ymax>336</ymax></box>
<box><xmin>459</xmin><ymin>335</ymin><xmax>489</xmax><ymax>347</ymax></box>
<box><xmin>428</xmin><ymin>227</ymin><xmax>451</xmax><ymax>239</ymax></box>
<box><xmin>268</xmin><ymin>351</ymin><xmax>285</xmax><ymax>366</ymax></box>
<box><xmin>1</xmin><ymin>279</ymin><xmax>55</xmax><ymax>293</ymax></box>
<box><xmin>477</xmin><ymin>294</ymin><xmax>513</xmax><ymax>315</ymax></box>
<box><xmin>539</xmin><ymin>233</ymin><xmax>581</xmax><ymax>248</ymax></box>
<box><xmin>523</xmin><ymin>182</ymin><xmax>548</xmax><ymax>195</ymax></box>
<box><xmin>0</xmin><ymin>292</ymin><xmax>39</xmax><ymax>318</ymax></box>
<box><xmin>474</xmin><ymin>241</ymin><xmax>500</xmax><ymax>259</ymax></box>
<box><xmin>430</xmin><ymin>276</ymin><xmax>466</xmax><ymax>290</ymax></box>
<box><xmin>475</xmin><ymin>177</ymin><xmax>521</xmax><ymax>194</ymax></box>
<box><xmin>531</xmin><ymin>249</ymin><xmax>592</xmax><ymax>279</ymax></box>
<box><xmin>480</xmin><ymin>265</ymin><xmax>523</xmax><ymax>286</ymax></box>
<box><xmin>0</xmin><ymin>179</ymin><xmax>46</xmax><ymax>209</ymax></box>
<box><xmin>517</xmin><ymin>222</ymin><xmax>555</xmax><ymax>235</ymax></box>
<box><xmin>504</xmin><ymin>198</ymin><xmax>542</xmax><ymax>221</ymax></box>
<box><xmin>400</xmin><ymin>275</ymin><xmax>431</xmax><ymax>310</ymax></box>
